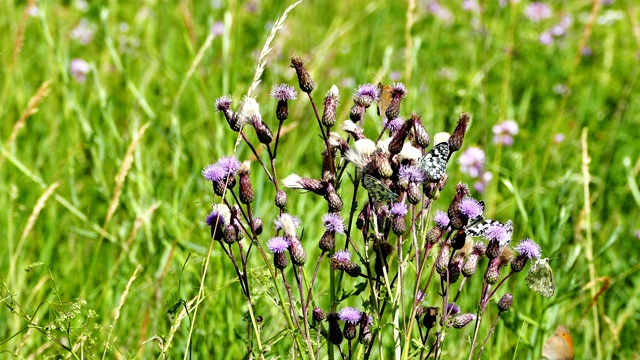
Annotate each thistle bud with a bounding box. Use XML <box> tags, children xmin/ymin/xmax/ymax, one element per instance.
<box><xmin>271</xmin><ymin>83</ymin><xmax>297</xmax><ymax>121</ymax></box>
<box><xmin>268</xmin><ymin>236</ymin><xmax>290</xmax><ymax>270</ymax></box>
<box><xmin>359</xmin><ymin>314</ymin><xmax>373</xmax><ymax>345</ymax></box>
<box><xmin>497</xmin><ymin>293</ymin><xmax>513</xmax><ymax>312</ymax></box>
<box><xmin>322</xmin><ymin>85</ymin><xmax>339</xmax><ymax>127</ymax></box>
<box><xmin>374</xmin><ymin>152</ymin><xmax>393</xmax><ymax>179</ymax></box>
<box><xmin>410</xmin><ymin>114</ymin><xmax>431</xmax><ymax>148</ymax></box>
<box><xmin>446</xmin><ymin>258</ymin><xmax>462</xmax><ymax>283</ymax></box>
<box><xmin>275</xmin><ymin>190</ymin><xmax>288</xmax><ymax>209</ymax></box>
<box><xmin>223</xmin><ymin>224</ymin><xmax>237</xmax><ymax>244</ymax></box>
<box><xmin>253</xmin><ymin>118</ymin><xmax>273</xmax><ymax>144</ymax></box>
<box><xmin>313</xmin><ymin>307</ymin><xmax>325</xmax><ymax>322</ymax></box>
<box><xmin>448</xmin><ymin>113</ymin><xmax>470</xmax><ymax>153</ymax></box>
<box><xmin>349</xmin><ymin>103</ymin><xmax>366</xmax><ymax>122</ymax></box>
<box><xmin>251</xmin><ymin>217</ymin><xmax>263</xmax><ymax>235</ymax></box>
<box><xmin>326</xmin><ymin>190</ymin><xmax>343</xmax><ymax>213</ymax></box>
<box><xmin>436</xmin><ymin>242</ymin><xmax>451</xmax><ymax>275</ymax></box>
<box><xmin>288</xmin><ymin>236</ymin><xmax>307</xmax><ymax>266</ymax></box>
<box><xmin>462</xmin><ymin>253</ymin><xmax>480</xmax><ymax>277</ymax></box>
<box><xmin>238</xmin><ymin>162</ymin><xmax>254</xmax><ymax>204</ymax></box>
<box><xmin>344</xmin><ymin>322</ymin><xmax>357</xmax><ymax>341</ymax></box>
<box><xmin>214</xmin><ymin>96</ymin><xmax>240</xmax><ymax>132</ymax></box>
<box><xmin>486</xmin><ymin>239</ymin><xmax>500</xmax><ymax>259</ymax></box>
<box><xmin>426</xmin><ymin>227</ymin><xmax>441</xmax><ymax>244</ymax></box>
<box><xmin>388</xmin><ymin>124</ymin><xmax>409</xmax><ymax>155</ymax></box>
<box><xmin>407</xmin><ymin>182</ymin><xmax>421</xmax><ymax>204</ymax></box>
<box><xmin>345</xmin><ymin>263</ymin><xmax>361</xmax><ymax>277</ymax></box>
<box><xmin>485</xmin><ymin>258</ymin><xmax>500</xmax><ymax>284</ymax></box>
<box><xmin>290</xmin><ymin>55</ymin><xmax>314</xmax><ymax>94</ymax></box>
<box><xmin>385</xmin><ymin>83</ymin><xmax>408</xmax><ymax>120</ymax></box>
<box><xmin>450</xmin><ymin>313</ymin><xmax>476</xmax><ymax>329</ymax></box>
<box><xmin>510</xmin><ymin>254</ymin><xmax>528</xmax><ymax>273</ymax></box>
<box><xmin>213</xmin><ymin>179</ymin><xmax>227</xmax><ymax>197</ymax></box>
<box><xmin>319</xmin><ymin>231</ymin><xmax>335</xmax><ymax>252</ymax></box>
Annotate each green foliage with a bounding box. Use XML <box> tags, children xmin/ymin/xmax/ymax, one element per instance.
<box><xmin>1</xmin><ymin>0</ymin><xmax>639</xmax><ymax>358</ymax></box>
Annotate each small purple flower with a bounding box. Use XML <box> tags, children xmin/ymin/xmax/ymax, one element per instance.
<box><xmin>514</xmin><ymin>238</ymin><xmax>541</xmax><ymax>259</ymax></box>
<box><xmin>70</xmin><ymin>19</ymin><xmax>96</xmax><ymax>45</ymax></box>
<box><xmin>434</xmin><ymin>211</ymin><xmax>450</xmax><ymax>229</ymax></box>
<box><xmin>458</xmin><ymin>146</ymin><xmax>485</xmax><ymax>178</ymax></box>
<box><xmin>202</xmin><ymin>164</ymin><xmax>225</xmax><ymax>181</ymax></box>
<box><xmin>333</xmin><ymin>250</ymin><xmax>352</xmax><ymax>262</ymax></box>
<box><xmin>270</xmin><ymin>84</ymin><xmax>297</xmax><ymax>101</ymax></box>
<box><xmin>416</xmin><ymin>290</ymin><xmax>426</xmax><ymax>303</ymax></box>
<box><xmin>427</xmin><ymin>1</ymin><xmax>454</xmax><ymax>24</ymax></box>
<box><xmin>446</xmin><ymin>302</ymin><xmax>460</xmax><ymax>316</ymax></box>
<box><xmin>323</xmin><ymin>213</ymin><xmax>345</xmax><ymax>234</ymax></box>
<box><xmin>550</xmin><ymin>24</ymin><xmax>566</xmax><ymax>37</ymax></box>
<box><xmin>581</xmin><ymin>46</ymin><xmax>593</xmax><ymax>57</ymax></box>
<box><xmin>205</xmin><ymin>210</ymin><xmax>226</xmax><ymax>227</ymax></box>
<box><xmin>338</xmin><ymin>307</ymin><xmax>362</xmax><ymax>324</ymax></box>
<box><xmin>459</xmin><ymin>197</ymin><xmax>484</xmax><ymax>219</ymax></box>
<box><xmin>356</xmin><ymin>83</ymin><xmax>380</xmax><ymax>102</ymax></box>
<box><xmin>492</xmin><ymin>120</ymin><xmax>519</xmax><ymax>146</ymax></box>
<box><xmin>553</xmin><ymin>133</ymin><xmax>565</xmax><ymax>144</ymax></box>
<box><xmin>484</xmin><ymin>224</ymin><xmax>509</xmax><ymax>244</ymax></box>
<box><xmin>70</xmin><ymin>59</ymin><xmax>90</xmax><ymax>83</ymax></box>
<box><xmin>399</xmin><ymin>165</ymin><xmax>426</xmax><ymax>183</ymax></box>
<box><xmin>462</xmin><ymin>0</ymin><xmax>480</xmax><ymax>13</ymax></box>
<box><xmin>215</xmin><ymin>95</ymin><xmax>232</xmax><ymax>111</ymax></box>
<box><xmin>473</xmin><ymin>171</ymin><xmax>493</xmax><ymax>193</ymax></box>
<box><xmin>210</xmin><ymin>21</ymin><xmax>225</xmax><ymax>36</ymax></box>
<box><xmin>390</xmin><ymin>203</ymin><xmax>408</xmax><ymax>217</ymax></box>
<box><xmin>218</xmin><ymin>156</ymin><xmax>241</xmax><ymax>176</ymax></box>
<box><xmin>383</xmin><ymin>118</ymin><xmax>405</xmax><ymax>134</ymax></box>
<box><xmin>539</xmin><ymin>31</ymin><xmax>554</xmax><ymax>46</ymax></box>
<box><xmin>525</xmin><ymin>2</ymin><xmax>552</xmax><ymax>22</ymax></box>
<box><xmin>268</xmin><ymin>236</ymin><xmax>290</xmax><ymax>254</ymax></box>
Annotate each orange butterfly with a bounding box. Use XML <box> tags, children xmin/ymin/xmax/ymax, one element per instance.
<box><xmin>542</xmin><ymin>325</ymin><xmax>574</xmax><ymax>360</ymax></box>
<box><xmin>377</xmin><ymin>83</ymin><xmax>392</xmax><ymax>120</ymax></box>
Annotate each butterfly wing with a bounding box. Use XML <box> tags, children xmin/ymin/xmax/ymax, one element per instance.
<box><xmin>542</xmin><ymin>325</ymin><xmax>574</xmax><ymax>360</ymax></box>
<box><xmin>417</xmin><ymin>142</ymin><xmax>450</xmax><ymax>182</ymax></box>
<box><xmin>526</xmin><ymin>258</ymin><xmax>555</xmax><ymax>297</ymax></box>
<box><xmin>363</xmin><ymin>174</ymin><xmax>399</xmax><ymax>202</ymax></box>
<box><xmin>377</xmin><ymin>84</ymin><xmax>392</xmax><ymax>119</ymax></box>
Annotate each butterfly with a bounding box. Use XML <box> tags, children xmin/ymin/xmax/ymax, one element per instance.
<box><xmin>464</xmin><ymin>213</ymin><xmax>514</xmax><ymax>246</ymax></box>
<box><xmin>542</xmin><ymin>325</ymin><xmax>574</xmax><ymax>360</ymax></box>
<box><xmin>526</xmin><ymin>257</ymin><xmax>555</xmax><ymax>297</ymax></box>
<box><xmin>377</xmin><ymin>83</ymin><xmax>392</xmax><ymax>120</ymax></box>
<box><xmin>417</xmin><ymin>142</ymin><xmax>449</xmax><ymax>182</ymax></box>
<box><xmin>362</xmin><ymin>174</ymin><xmax>399</xmax><ymax>202</ymax></box>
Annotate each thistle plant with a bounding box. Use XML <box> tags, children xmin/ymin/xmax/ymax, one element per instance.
<box><xmin>202</xmin><ymin>54</ymin><xmax>553</xmax><ymax>359</ymax></box>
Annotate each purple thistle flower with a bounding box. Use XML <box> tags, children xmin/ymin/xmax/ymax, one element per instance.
<box><xmin>356</xmin><ymin>83</ymin><xmax>380</xmax><ymax>102</ymax></box>
<box><xmin>267</xmin><ymin>236</ymin><xmax>290</xmax><ymax>254</ymax></box>
<box><xmin>202</xmin><ymin>164</ymin><xmax>225</xmax><ymax>181</ymax></box>
<box><xmin>383</xmin><ymin>118</ymin><xmax>405</xmax><ymax>134</ymax></box>
<box><xmin>390</xmin><ymin>83</ymin><xmax>408</xmax><ymax>98</ymax></box>
<box><xmin>459</xmin><ymin>197</ymin><xmax>483</xmax><ymax>219</ymax></box>
<box><xmin>338</xmin><ymin>307</ymin><xmax>362</xmax><ymax>324</ymax></box>
<box><xmin>205</xmin><ymin>210</ymin><xmax>226</xmax><ymax>227</ymax></box>
<box><xmin>210</xmin><ymin>21</ymin><xmax>225</xmax><ymax>36</ymax></box>
<box><xmin>515</xmin><ymin>238</ymin><xmax>541</xmax><ymax>259</ymax></box>
<box><xmin>434</xmin><ymin>211</ymin><xmax>450</xmax><ymax>229</ymax></box>
<box><xmin>553</xmin><ymin>133</ymin><xmax>565</xmax><ymax>144</ymax></box>
<box><xmin>390</xmin><ymin>203</ymin><xmax>409</xmax><ymax>217</ymax></box>
<box><xmin>218</xmin><ymin>156</ymin><xmax>241</xmax><ymax>176</ymax></box>
<box><xmin>539</xmin><ymin>31</ymin><xmax>554</xmax><ymax>46</ymax></box>
<box><xmin>270</xmin><ymin>84</ymin><xmax>298</xmax><ymax>101</ymax></box>
<box><xmin>484</xmin><ymin>224</ymin><xmax>509</xmax><ymax>243</ymax></box>
<box><xmin>525</xmin><ymin>2</ymin><xmax>552</xmax><ymax>22</ymax></box>
<box><xmin>322</xmin><ymin>213</ymin><xmax>345</xmax><ymax>234</ymax></box>
<box><xmin>399</xmin><ymin>165</ymin><xmax>426</xmax><ymax>183</ymax></box>
<box><xmin>458</xmin><ymin>146</ymin><xmax>485</xmax><ymax>178</ymax></box>
<box><xmin>427</xmin><ymin>1</ymin><xmax>454</xmax><ymax>24</ymax></box>
<box><xmin>445</xmin><ymin>302</ymin><xmax>460</xmax><ymax>316</ymax></box>
<box><xmin>215</xmin><ymin>95</ymin><xmax>232</xmax><ymax>111</ymax></box>
<box><xmin>473</xmin><ymin>171</ymin><xmax>493</xmax><ymax>194</ymax></box>
<box><xmin>333</xmin><ymin>250</ymin><xmax>352</xmax><ymax>262</ymax></box>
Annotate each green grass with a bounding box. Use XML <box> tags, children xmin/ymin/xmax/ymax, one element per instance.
<box><xmin>1</xmin><ymin>0</ymin><xmax>640</xmax><ymax>359</ymax></box>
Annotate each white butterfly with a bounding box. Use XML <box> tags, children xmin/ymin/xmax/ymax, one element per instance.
<box><xmin>526</xmin><ymin>258</ymin><xmax>555</xmax><ymax>297</ymax></box>
<box><xmin>464</xmin><ymin>217</ymin><xmax>513</xmax><ymax>247</ymax></box>
<box><xmin>417</xmin><ymin>142</ymin><xmax>449</xmax><ymax>182</ymax></box>
<box><xmin>362</xmin><ymin>174</ymin><xmax>399</xmax><ymax>202</ymax></box>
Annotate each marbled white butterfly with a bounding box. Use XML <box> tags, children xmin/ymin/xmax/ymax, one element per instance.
<box><xmin>465</xmin><ymin>217</ymin><xmax>514</xmax><ymax>246</ymax></box>
<box><xmin>525</xmin><ymin>257</ymin><xmax>555</xmax><ymax>297</ymax></box>
<box><xmin>362</xmin><ymin>174</ymin><xmax>399</xmax><ymax>202</ymax></box>
<box><xmin>417</xmin><ymin>142</ymin><xmax>449</xmax><ymax>182</ymax></box>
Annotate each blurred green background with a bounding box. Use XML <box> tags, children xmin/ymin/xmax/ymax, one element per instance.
<box><xmin>1</xmin><ymin>0</ymin><xmax>639</xmax><ymax>358</ymax></box>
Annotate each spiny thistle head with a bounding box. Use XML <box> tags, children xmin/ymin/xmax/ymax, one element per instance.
<box><xmin>434</xmin><ymin>211</ymin><xmax>450</xmax><ymax>229</ymax></box>
<box><xmin>270</xmin><ymin>83</ymin><xmax>297</xmax><ymax>121</ymax></box>
<box><xmin>512</xmin><ymin>238</ymin><xmax>541</xmax><ymax>272</ymax></box>
<box><xmin>322</xmin><ymin>213</ymin><xmax>345</xmax><ymax>234</ymax></box>
<box><xmin>290</xmin><ymin>54</ymin><xmax>314</xmax><ymax>93</ymax></box>
<box><xmin>450</xmin><ymin>313</ymin><xmax>476</xmax><ymax>329</ymax></box>
<box><xmin>355</xmin><ymin>83</ymin><xmax>379</xmax><ymax>107</ymax></box>
<box><xmin>313</xmin><ymin>307</ymin><xmax>325</xmax><ymax>322</ymax></box>
<box><xmin>498</xmin><ymin>293</ymin><xmax>513</xmax><ymax>312</ymax></box>
<box><xmin>459</xmin><ymin>197</ymin><xmax>483</xmax><ymax>220</ymax></box>
<box><xmin>321</xmin><ymin>85</ymin><xmax>339</xmax><ymax>127</ymax></box>
<box><xmin>385</xmin><ymin>82</ymin><xmax>408</xmax><ymax>120</ymax></box>
<box><xmin>448</xmin><ymin>112</ymin><xmax>470</xmax><ymax>152</ymax></box>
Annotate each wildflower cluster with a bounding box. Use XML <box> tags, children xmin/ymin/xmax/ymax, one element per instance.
<box><xmin>202</xmin><ymin>54</ymin><xmax>551</xmax><ymax>359</ymax></box>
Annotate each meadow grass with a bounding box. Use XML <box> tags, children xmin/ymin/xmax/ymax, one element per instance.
<box><xmin>1</xmin><ymin>0</ymin><xmax>640</xmax><ymax>359</ymax></box>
